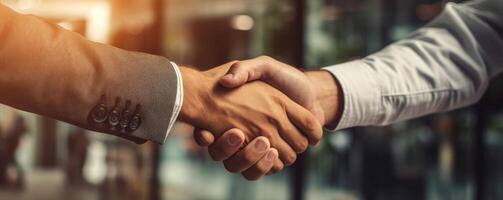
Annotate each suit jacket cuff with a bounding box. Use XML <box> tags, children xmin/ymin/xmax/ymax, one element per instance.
<box><xmin>161</xmin><ymin>61</ymin><xmax>183</xmax><ymax>143</ymax></box>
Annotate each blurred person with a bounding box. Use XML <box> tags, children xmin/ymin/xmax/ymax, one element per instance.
<box><xmin>102</xmin><ymin>142</ymin><xmax>147</xmax><ymax>200</ymax></box>
<box><xmin>66</xmin><ymin>128</ymin><xmax>90</xmax><ymax>185</ymax></box>
<box><xmin>195</xmin><ymin>0</ymin><xmax>503</xmax><ymax>180</ymax></box>
<box><xmin>0</xmin><ymin>3</ymin><xmax>323</xmax><ymax>176</ymax></box>
<box><xmin>0</xmin><ymin>115</ymin><xmax>27</xmax><ymax>189</ymax></box>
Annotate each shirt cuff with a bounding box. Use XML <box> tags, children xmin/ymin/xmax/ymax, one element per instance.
<box><xmin>162</xmin><ymin>61</ymin><xmax>184</xmax><ymax>142</ymax></box>
<box><xmin>322</xmin><ymin>60</ymin><xmax>381</xmax><ymax>132</ymax></box>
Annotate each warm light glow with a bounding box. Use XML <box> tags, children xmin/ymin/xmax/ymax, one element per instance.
<box><xmin>57</xmin><ymin>22</ymin><xmax>74</xmax><ymax>31</ymax></box>
<box><xmin>86</xmin><ymin>2</ymin><xmax>111</xmax><ymax>43</ymax></box>
<box><xmin>17</xmin><ymin>0</ymin><xmax>41</xmax><ymax>11</ymax></box>
<box><xmin>5</xmin><ymin>1</ymin><xmax>111</xmax><ymax>44</ymax></box>
<box><xmin>230</xmin><ymin>15</ymin><xmax>254</xmax><ymax>31</ymax></box>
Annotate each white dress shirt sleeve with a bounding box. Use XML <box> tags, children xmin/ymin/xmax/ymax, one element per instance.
<box><xmin>324</xmin><ymin>0</ymin><xmax>503</xmax><ymax>131</ymax></box>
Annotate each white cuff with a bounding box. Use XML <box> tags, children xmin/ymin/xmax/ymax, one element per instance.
<box><xmin>162</xmin><ymin>61</ymin><xmax>184</xmax><ymax>142</ymax></box>
<box><xmin>322</xmin><ymin>60</ymin><xmax>381</xmax><ymax>132</ymax></box>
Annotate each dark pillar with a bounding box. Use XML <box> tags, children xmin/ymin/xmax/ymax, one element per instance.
<box><xmin>474</xmin><ymin>106</ymin><xmax>486</xmax><ymax>200</ymax></box>
<box><xmin>291</xmin><ymin>1</ymin><xmax>306</xmax><ymax>200</ymax></box>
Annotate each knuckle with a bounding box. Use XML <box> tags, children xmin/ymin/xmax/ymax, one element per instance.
<box><xmin>258</xmin><ymin>55</ymin><xmax>273</xmax><ymax>61</ymax></box>
<box><xmin>266</xmin><ymin>115</ymin><xmax>281</xmax><ymax>128</ymax></box>
<box><xmin>231</xmin><ymin>62</ymin><xmax>244</xmax><ymax>70</ymax></box>
<box><xmin>258</xmin><ymin>56</ymin><xmax>276</xmax><ymax>67</ymax></box>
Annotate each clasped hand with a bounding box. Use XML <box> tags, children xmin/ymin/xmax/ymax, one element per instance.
<box><xmin>179</xmin><ymin>56</ymin><xmax>341</xmax><ymax>180</ymax></box>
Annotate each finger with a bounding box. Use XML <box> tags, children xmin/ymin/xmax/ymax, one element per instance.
<box><xmin>208</xmin><ymin>128</ymin><xmax>245</xmax><ymax>161</ymax></box>
<box><xmin>285</xmin><ymin>100</ymin><xmax>323</xmax><ymax>146</ymax></box>
<box><xmin>193</xmin><ymin>128</ymin><xmax>215</xmax><ymax>147</ymax></box>
<box><xmin>219</xmin><ymin>56</ymin><xmax>274</xmax><ymax>88</ymax></box>
<box><xmin>277</xmin><ymin>121</ymin><xmax>309</xmax><ymax>153</ymax></box>
<box><xmin>223</xmin><ymin>136</ymin><xmax>270</xmax><ymax>173</ymax></box>
<box><xmin>269</xmin><ymin>132</ymin><xmax>298</xmax><ymax>166</ymax></box>
<box><xmin>241</xmin><ymin>148</ymin><xmax>278</xmax><ymax>181</ymax></box>
<box><xmin>269</xmin><ymin>157</ymin><xmax>284</xmax><ymax>174</ymax></box>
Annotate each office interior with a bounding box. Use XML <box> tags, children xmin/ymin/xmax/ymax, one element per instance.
<box><xmin>0</xmin><ymin>0</ymin><xmax>502</xmax><ymax>200</ymax></box>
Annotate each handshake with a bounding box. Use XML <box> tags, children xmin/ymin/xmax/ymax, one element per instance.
<box><xmin>178</xmin><ymin>56</ymin><xmax>343</xmax><ymax>180</ymax></box>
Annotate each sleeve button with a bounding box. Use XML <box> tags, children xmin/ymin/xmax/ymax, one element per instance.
<box><xmin>108</xmin><ymin>98</ymin><xmax>121</xmax><ymax>128</ymax></box>
<box><xmin>119</xmin><ymin>100</ymin><xmax>132</xmax><ymax>131</ymax></box>
<box><xmin>128</xmin><ymin>105</ymin><xmax>142</xmax><ymax>132</ymax></box>
<box><xmin>91</xmin><ymin>95</ymin><xmax>108</xmax><ymax>123</ymax></box>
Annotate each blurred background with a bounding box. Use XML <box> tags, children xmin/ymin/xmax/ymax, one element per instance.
<box><xmin>0</xmin><ymin>0</ymin><xmax>502</xmax><ymax>200</ymax></box>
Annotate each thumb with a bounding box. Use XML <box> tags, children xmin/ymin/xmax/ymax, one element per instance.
<box><xmin>219</xmin><ymin>58</ymin><xmax>273</xmax><ymax>88</ymax></box>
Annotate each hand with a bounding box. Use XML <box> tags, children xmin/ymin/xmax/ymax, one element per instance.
<box><xmin>179</xmin><ymin>62</ymin><xmax>323</xmax><ymax>169</ymax></box>
<box><xmin>193</xmin><ymin>128</ymin><xmax>283</xmax><ymax>180</ymax></box>
<box><xmin>193</xmin><ymin>56</ymin><xmax>343</xmax><ymax>180</ymax></box>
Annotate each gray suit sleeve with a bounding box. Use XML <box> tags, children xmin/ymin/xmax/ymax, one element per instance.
<box><xmin>0</xmin><ymin>4</ymin><xmax>180</xmax><ymax>144</ymax></box>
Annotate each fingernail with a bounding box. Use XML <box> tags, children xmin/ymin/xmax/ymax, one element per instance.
<box><xmin>254</xmin><ymin>139</ymin><xmax>268</xmax><ymax>152</ymax></box>
<box><xmin>266</xmin><ymin>151</ymin><xmax>276</xmax><ymax>161</ymax></box>
<box><xmin>228</xmin><ymin>134</ymin><xmax>242</xmax><ymax>146</ymax></box>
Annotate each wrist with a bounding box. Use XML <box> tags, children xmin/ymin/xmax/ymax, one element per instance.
<box><xmin>305</xmin><ymin>70</ymin><xmax>343</xmax><ymax>129</ymax></box>
<box><xmin>179</xmin><ymin>67</ymin><xmax>207</xmax><ymax>124</ymax></box>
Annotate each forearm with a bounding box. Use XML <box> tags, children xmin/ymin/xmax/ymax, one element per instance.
<box><xmin>322</xmin><ymin>0</ymin><xmax>503</xmax><ymax>130</ymax></box>
<box><xmin>0</xmin><ymin>4</ymin><xmax>180</xmax><ymax>143</ymax></box>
